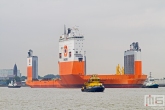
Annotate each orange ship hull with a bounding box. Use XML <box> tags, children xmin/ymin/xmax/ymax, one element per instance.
<box><xmin>26</xmin><ymin>31</ymin><xmax>147</xmax><ymax>88</ymax></box>
<box><xmin>26</xmin><ymin>74</ymin><xmax>147</xmax><ymax>88</ymax></box>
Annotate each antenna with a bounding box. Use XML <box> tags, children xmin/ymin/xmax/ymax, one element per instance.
<box><xmin>64</xmin><ymin>25</ymin><xmax>66</xmax><ymax>35</ymax></box>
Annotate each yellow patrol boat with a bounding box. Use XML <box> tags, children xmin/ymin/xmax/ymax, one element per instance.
<box><xmin>81</xmin><ymin>74</ymin><xmax>105</xmax><ymax>92</ymax></box>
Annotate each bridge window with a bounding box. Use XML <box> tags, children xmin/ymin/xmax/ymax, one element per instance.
<box><xmin>59</xmin><ymin>53</ymin><xmax>62</xmax><ymax>58</ymax></box>
<box><xmin>78</xmin><ymin>58</ymin><xmax>83</xmax><ymax>62</ymax></box>
<box><xmin>69</xmin><ymin>52</ymin><xmax>71</xmax><ymax>57</ymax></box>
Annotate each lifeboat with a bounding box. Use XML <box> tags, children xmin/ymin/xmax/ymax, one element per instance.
<box><xmin>81</xmin><ymin>74</ymin><xmax>105</xmax><ymax>92</ymax></box>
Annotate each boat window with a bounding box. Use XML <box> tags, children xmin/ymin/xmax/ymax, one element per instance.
<box><xmin>69</xmin><ymin>52</ymin><xmax>71</xmax><ymax>57</ymax></box>
<box><xmin>59</xmin><ymin>53</ymin><xmax>62</xmax><ymax>58</ymax></box>
<box><xmin>78</xmin><ymin>58</ymin><xmax>83</xmax><ymax>62</ymax></box>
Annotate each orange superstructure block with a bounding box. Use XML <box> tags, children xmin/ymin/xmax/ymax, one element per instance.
<box><xmin>27</xmin><ymin>66</ymin><xmax>32</xmax><ymax>81</ymax></box>
<box><xmin>134</xmin><ymin>61</ymin><xmax>142</xmax><ymax>75</ymax></box>
<box><xmin>59</xmin><ymin>61</ymin><xmax>85</xmax><ymax>75</ymax></box>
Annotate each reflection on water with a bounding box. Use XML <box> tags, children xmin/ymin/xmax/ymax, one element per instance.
<box><xmin>0</xmin><ymin>87</ymin><xmax>165</xmax><ymax>110</ymax></box>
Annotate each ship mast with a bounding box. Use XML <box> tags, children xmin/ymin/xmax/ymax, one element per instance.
<box><xmin>149</xmin><ymin>72</ymin><xmax>152</xmax><ymax>78</ymax></box>
<box><xmin>64</xmin><ymin>25</ymin><xmax>66</xmax><ymax>35</ymax></box>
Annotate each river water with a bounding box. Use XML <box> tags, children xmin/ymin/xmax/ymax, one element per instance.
<box><xmin>0</xmin><ymin>87</ymin><xmax>165</xmax><ymax>110</ymax></box>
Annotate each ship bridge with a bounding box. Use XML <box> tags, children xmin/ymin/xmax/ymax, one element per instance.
<box><xmin>59</xmin><ymin>26</ymin><xmax>84</xmax><ymax>42</ymax></box>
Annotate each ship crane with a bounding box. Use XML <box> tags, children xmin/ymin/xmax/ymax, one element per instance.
<box><xmin>116</xmin><ymin>64</ymin><xmax>124</xmax><ymax>75</ymax></box>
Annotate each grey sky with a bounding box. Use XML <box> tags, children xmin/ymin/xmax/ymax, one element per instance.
<box><xmin>0</xmin><ymin>0</ymin><xmax>165</xmax><ymax>78</ymax></box>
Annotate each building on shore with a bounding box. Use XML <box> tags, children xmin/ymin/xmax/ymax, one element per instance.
<box><xmin>0</xmin><ymin>64</ymin><xmax>21</xmax><ymax>80</ymax></box>
<box><xmin>155</xmin><ymin>78</ymin><xmax>165</xmax><ymax>87</ymax></box>
<box><xmin>13</xmin><ymin>64</ymin><xmax>17</xmax><ymax>77</ymax></box>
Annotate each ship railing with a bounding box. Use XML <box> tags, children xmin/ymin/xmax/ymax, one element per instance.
<box><xmin>59</xmin><ymin>36</ymin><xmax>84</xmax><ymax>42</ymax></box>
<box><xmin>74</xmin><ymin>54</ymin><xmax>83</xmax><ymax>57</ymax></box>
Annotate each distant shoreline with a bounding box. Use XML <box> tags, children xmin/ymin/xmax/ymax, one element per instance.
<box><xmin>0</xmin><ymin>85</ymin><xmax>29</xmax><ymax>87</ymax></box>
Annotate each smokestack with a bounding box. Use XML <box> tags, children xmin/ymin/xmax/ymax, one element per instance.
<box><xmin>67</xmin><ymin>28</ymin><xmax>71</xmax><ymax>35</ymax></box>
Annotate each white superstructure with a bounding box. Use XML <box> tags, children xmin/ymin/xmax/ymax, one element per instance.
<box><xmin>58</xmin><ymin>26</ymin><xmax>85</xmax><ymax>62</ymax></box>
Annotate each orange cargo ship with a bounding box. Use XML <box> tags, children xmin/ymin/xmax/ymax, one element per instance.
<box><xmin>26</xmin><ymin>26</ymin><xmax>147</xmax><ymax>88</ymax></box>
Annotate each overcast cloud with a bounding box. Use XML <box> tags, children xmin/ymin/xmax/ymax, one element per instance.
<box><xmin>0</xmin><ymin>0</ymin><xmax>165</xmax><ymax>78</ymax></box>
